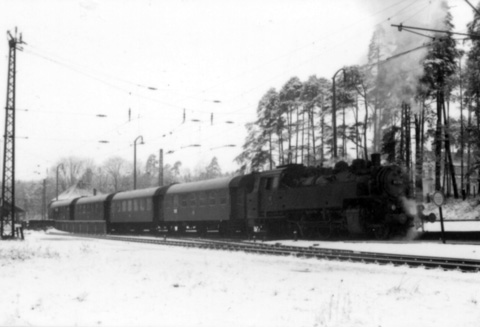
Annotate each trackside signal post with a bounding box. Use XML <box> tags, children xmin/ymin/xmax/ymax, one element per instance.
<box><xmin>432</xmin><ymin>191</ymin><xmax>446</xmax><ymax>244</ymax></box>
<box><xmin>1</xmin><ymin>29</ymin><xmax>24</xmax><ymax>239</ymax></box>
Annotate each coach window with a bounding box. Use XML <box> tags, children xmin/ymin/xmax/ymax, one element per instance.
<box><xmin>199</xmin><ymin>192</ymin><xmax>207</xmax><ymax>206</ymax></box>
<box><xmin>259</xmin><ymin>178</ymin><xmax>267</xmax><ymax>190</ymax></box>
<box><xmin>146</xmin><ymin>198</ymin><xmax>152</xmax><ymax>211</ymax></box>
<box><xmin>209</xmin><ymin>191</ymin><xmax>216</xmax><ymax>205</ymax></box>
<box><xmin>272</xmin><ymin>176</ymin><xmax>280</xmax><ymax>189</ymax></box>
<box><xmin>179</xmin><ymin>194</ymin><xmax>187</xmax><ymax>207</ymax></box>
<box><xmin>140</xmin><ymin>198</ymin><xmax>145</xmax><ymax>211</ymax></box>
<box><xmin>189</xmin><ymin>193</ymin><xmax>196</xmax><ymax>207</ymax></box>
<box><xmin>219</xmin><ymin>192</ymin><xmax>227</xmax><ymax>205</ymax></box>
<box><xmin>266</xmin><ymin>178</ymin><xmax>273</xmax><ymax>190</ymax></box>
<box><xmin>133</xmin><ymin>199</ymin><xmax>139</xmax><ymax>211</ymax></box>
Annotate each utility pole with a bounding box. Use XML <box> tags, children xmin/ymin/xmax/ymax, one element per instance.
<box><xmin>1</xmin><ymin>29</ymin><xmax>24</xmax><ymax>239</ymax></box>
<box><xmin>133</xmin><ymin>135</ymin><xmax>144</xmax><ymax>190</ymax></box>
<box><xmin>331</xmin><ymin>68</ymin><xmax>345</xmax><ymax>159</ymax></box>
<box><xmin>42</xmin><ymin>179</ymin><xmax>46</xmax><ymax>220</ymax></box>
<box><xmin>158</xmin><ymin>149</ymin><xmax>164</xmax><ymax>187</ymax></box>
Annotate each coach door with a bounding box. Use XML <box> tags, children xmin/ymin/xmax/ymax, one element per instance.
<box><xmin>258</xmin><ymin>174</ymin><xmax>280</xmax><ymax>217</ymax></box>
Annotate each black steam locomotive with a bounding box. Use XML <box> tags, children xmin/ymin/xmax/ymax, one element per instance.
<box><xmin>49</xmin><ymin>154</ymin><xmax>435</xmax><ymax>239</ymax></box>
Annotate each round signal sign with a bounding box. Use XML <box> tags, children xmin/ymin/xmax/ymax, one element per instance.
<box><xmin>432</xmin><ymin>191</ymin><xmax>445</xmax><ymax>207</ymax></box>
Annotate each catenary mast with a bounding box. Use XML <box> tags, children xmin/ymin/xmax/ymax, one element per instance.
<box><xmin>1</xmin><ymin>29</ymin><xmax>24</xmax><ymax>239</ymax></box>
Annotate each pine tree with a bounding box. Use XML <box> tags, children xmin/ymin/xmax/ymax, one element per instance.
<box><xmin>419</xmin><ymin>1</ymin><xmax>460</xmax><ymax>196</ymax></box>
<box><xmin>465</xmin><ymin>2</ymin><xmax>480</xmax><ymax>195</ymax></box>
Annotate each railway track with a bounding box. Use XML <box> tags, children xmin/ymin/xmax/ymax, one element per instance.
<box><xmin>51</xmin><ymin>232</ymin><xmax>480</xmax><ymax>273</ymax></box>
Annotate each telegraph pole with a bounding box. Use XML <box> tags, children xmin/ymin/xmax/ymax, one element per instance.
<box><xmin>331</xmin><ymin>68</ymin><xmax>345</xmax><ymax>159</ymax></box>
<box><xmin>158</xmin><ymin>149</ymin><xmax>164</xmax><ymax>187</ymax></box>
<box><xmin>42</xmin><ymin>179</ymin><xmax>47</xmax><ymax>220</ymax></box>
<box><xmin>1</xmin><ymin>28</ymin><xmax>24</xmax><ymax>239</ymax></box>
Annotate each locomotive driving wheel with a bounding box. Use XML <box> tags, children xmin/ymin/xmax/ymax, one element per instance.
<box><xmin>372</xmin><ymin>225</ymin><xmax>390</xmax><ymax>240</ymax></box>
<box><xmin>318</xmin><ymin>226</ymin><xmax>333</xmax><ymax>239</ymax></box>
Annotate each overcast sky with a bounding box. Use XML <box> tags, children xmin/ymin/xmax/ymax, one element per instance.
<box><xmin>0</xmin><ymin>0</ymin><xmax>474</xmax><ymax>181</ymax></box>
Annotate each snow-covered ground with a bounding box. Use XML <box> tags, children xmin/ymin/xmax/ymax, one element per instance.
<box><xmin>420</xmin><ymin>220</ymin><xmax>480</xmax><ymax>232</ymax></box>
<box><xmin>1</xmin><ymin>230</ymin><xmax>480</xmax><ymax>327</ymax></box>
<box><xmin>424</xmin><ymin>198</ymin><xmax>480</xmax><ymax>221</ymax></box>
<box><xmin>274</xmin><ymin>237</ymin><xmax>480</xmax><ymax>260</ymax></box>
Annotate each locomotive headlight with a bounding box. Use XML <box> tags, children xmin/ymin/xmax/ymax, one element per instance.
<box><xmin>391</xmin><ymin>204</ymin><xmax>396</xmax><ymax>211</ymax></box>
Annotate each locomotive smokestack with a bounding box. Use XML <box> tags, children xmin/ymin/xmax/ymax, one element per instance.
<box><xmin>371</xmin><ymin>153</ymin><xmax>381</xmax><ymax>167</ymax></box>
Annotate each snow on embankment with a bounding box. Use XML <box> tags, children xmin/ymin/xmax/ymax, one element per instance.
<box><xmin>1</xmin><ymin>230</ymin><xmax>480</xmax><ymax>327</ymax></box>
<box><xmin>423</xmin><ymin>198</ymin><xmax>480</xmax><ymax>221</ymax></box>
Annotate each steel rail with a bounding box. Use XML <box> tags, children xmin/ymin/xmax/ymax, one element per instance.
<box><xmin>50</xmin><ymin>233</ymin><xmax>480</xmax><ymax>273</ymax></box>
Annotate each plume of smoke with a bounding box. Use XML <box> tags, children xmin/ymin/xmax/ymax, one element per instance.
<box><xmin>365</xmin><ymin>0</ymin><xmax>450</xmax><ymax>115</ymax></box>
<box><xmin>400</xmin><ymin>196</ymin><xmax>418</xmax><ymax>216</ymax></box>
<box><xmin>399</xmin><ymin>196</ymin><xmax>424</xmax><ymax>240</ymax></box>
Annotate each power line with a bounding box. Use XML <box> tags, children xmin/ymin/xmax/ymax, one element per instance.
<box><xmin>392</xmin><ymin>23</ymin><xmax>480</xmax><ymax>39</ymax></box>
<box><xmin>464</xmin><ymin>0</ymin><xmax>480</xmax><ymax>17</ymax></box>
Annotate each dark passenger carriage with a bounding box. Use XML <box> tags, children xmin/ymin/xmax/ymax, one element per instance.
<box><xmin>75</xmin><ymin>194</ymin><xmax>115</xmax><ymax>221</ymax></box>
<box><xmin>109</xmin><ymin>187</ymin><xmax>169</xmax><ymax>232</ymax></box>
<box><xmin>163</xmin><ymin>176</ymin><xmax>253</xmax><ymax>234</ymax></box>
<box><xmin>49</xmin><ymin>198</ymin><xmax>81</xmax><ymax>221</ymax></box>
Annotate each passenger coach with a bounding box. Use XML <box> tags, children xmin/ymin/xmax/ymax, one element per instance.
<box><xmin>109</xmin><ymin>187</ymin><xmax>169</xmax><ymax>232</ymax></box>
<box><xmin>163</xmin><ymin>175</ymin><xmax>254</xmax><ymax>234</ymax></box>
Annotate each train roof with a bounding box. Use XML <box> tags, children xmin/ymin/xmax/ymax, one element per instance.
<box><xmin>49</xmin><ymin>198</ymin><xmax>80</xmax><ymax>208</ymax></box>
<box><xmin>166</xmin><ymin>176</ymin><xmax>236</xmax><ymax>194</ymax></box>
<box><xmin>111</xmin><ymin>186</ymin><xmax>167</xmax><ymax>201</ymax></box>
<box><xmin>76</xmin><ymin>194</ymin><xmax>111</xmax><ymax>205</ymax></box>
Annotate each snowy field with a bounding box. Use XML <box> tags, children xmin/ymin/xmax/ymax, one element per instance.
<box><xmin>1</xmin><ymin>230</ymin><xmax>480</xmax><ymax>327</ymax></box>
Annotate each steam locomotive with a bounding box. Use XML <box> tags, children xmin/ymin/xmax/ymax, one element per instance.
<box><xmin>49</xmin><ymin>154</ymin><xmax>435</xmax><ymax>239</ymax></box>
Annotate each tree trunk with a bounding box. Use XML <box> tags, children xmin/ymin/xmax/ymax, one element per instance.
<box><xmin>467</xmin><ymin>100</ymin><xmax>472</xmax><ymax>195</ymax></box>
<box><xmin>310</xmin><ymin>105</ymin><xmax>316</xmax><ymax>164</ymax></box>
<box><xmin>342</xmin><ymin>106</ymin><xmax>346</xmax><ymax>157</ymax></box>
<box><xmin>405</xmin><ymin>103</ymin><xmax>412</xmax><ymax>192</ymax></box>
<box><xmin>414</xmin><ymin>113</ymin><xmax>423</xmax><ymax>201</ymax></box>
<box><xmin>434</xmin><ymin>90</ymin><xmax>442</xmax><ymax>191</ymax></box>
<box><xmin>442</xmin><ymin>99</ymin><xmax>459</xmax><ymax>198</ymax></box>
<box><xmin>320</xmin><ymin>110</ymin><xmax>324</xmax><ymax>166</ymax></box>
<box><xmin>363</xmin><ymin>91</ymin><xmax>369</xmax><ymax>161</ymax></box>
<box><xmin>301</xmin><ymin>109</ymin><xmax>305</xmax><ymax>163</ymax></box>
<box><xmin>400</xmin><ymin>103</ymin><xmax>405</xmax><ymax>165</ymax></box>
<box><xmin>295</xmin><ymin>105</ymin><xmax>299</xmax><ymax>163</ymax></box>
<box><xmin>355</xmin><ymin>95</ymin><xmax>360</xmax><ymax>158</ymax></box>
<box><xmin>268</xmin><ymin>132</ymin><xmax>273</xmax><ymax>170</ymax></box>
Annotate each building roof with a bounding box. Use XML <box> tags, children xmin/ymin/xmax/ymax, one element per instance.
<box><xmin>55</xmin><ymin>181</ymin><xmax>103</xmax><ymax>201</ymax></box>
<box><xmin>0</xmin><ymin>199</ymin><xmax>25</xmax><ymax>213</ymax></box>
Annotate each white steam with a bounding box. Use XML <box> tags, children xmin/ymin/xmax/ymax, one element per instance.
<box><xmin>399</xmin><ymin>196</ymin><xmax>423</xmax><ymax>240</ymax></box>
<box><xmin>364</xmin><ymin>0</ymin><xmax>451</xmax><ymax>115</ymax></box>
